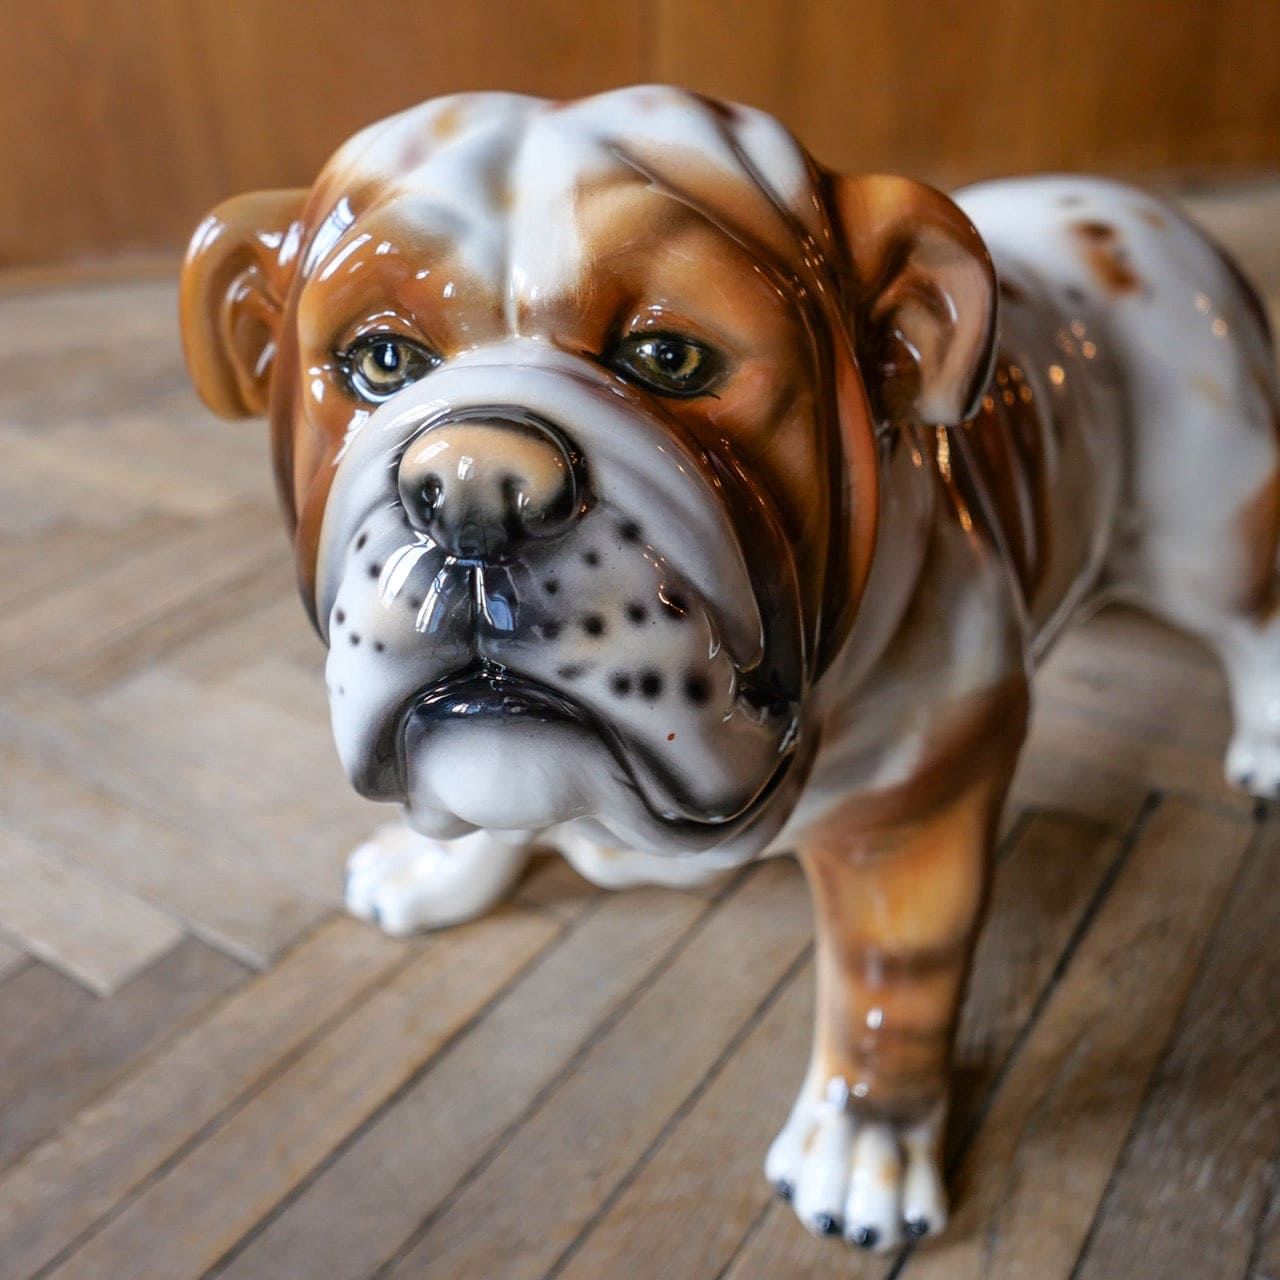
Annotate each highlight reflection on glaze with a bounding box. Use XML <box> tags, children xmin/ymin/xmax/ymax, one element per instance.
<box><xmin>180</xmin><ymin>86</ymin><xmax>1280</xmax><ymax>1255</ymax></box>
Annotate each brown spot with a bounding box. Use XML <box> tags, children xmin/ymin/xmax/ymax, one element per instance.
<box><xmin>1071</xmin><ymin>221</ymin><xmax>1142</xmax><ymax>295</ymax></box>
<box><xmin>998</xmin><ymin>278</ymin><xmax>1029</xmax><ymax>305</ymax></box>
<box><xmin>430</xmin><ymin>100</ymin><xmax>467</xmax><ymax>141</ymax></box>
<box><xmin>1074</xmin><ymin>220</ymin><xmax>1116</xmax><ymax>241</ymax></box>
<box><xmin>1188</xmin><ymin>371</ymin><xmax>1228</xmax><ymax>410</ymax></box>
<box><xmin>1236</xmin><ymin>467</ymin><xmax>1280</xmax><ymax>617</ymax></box>
<box><xmin>1135</xmin><ymin>206</ymin><xmax>1167</xmax><ymax>230</ymax></box>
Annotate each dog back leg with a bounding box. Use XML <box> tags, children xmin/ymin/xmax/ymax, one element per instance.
<box><xmin>1097</xmin><ymin>221</ymin><xmax>1280</xmax><ymax>795</ymax></box>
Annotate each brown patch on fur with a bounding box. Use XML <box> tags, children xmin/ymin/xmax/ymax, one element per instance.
<box><xmin>999</xmin><ymin>278</ymin><xmax>1029</xmax><ymax>305</ymax></box>
<box><xmin>1071</xmin><ymin>220</ymin><xmax>1143</xmax><ymax>295</ymax></box>
<box><xmin>1135</xmin><ymin>206</ymin><xmax>1167</xmax><ymax>230</ymax></box>
<box><xmin>562</xmin><ymin>166</ymin><xmax>868</xmax><ymax>675</ymax></box>
<box><xmin>1189</xmin><ymin>371</ymin><xmax>1229</xmax><ymax>410</ymax></box>
<box><xmin>278</xmin><ymin>197</ymin><xmax>507</xmax><ymax>608</ymax></box>
<box><xmin>798</xmin><ymin>684</ymin><xmax>1026</xmax><ymax>1121</ymax></box>
<box><xmin>431</xmin><ymin>100</ymin><xmax>467</xmax><ymax>141</ymax></box>
<box><xmin>1235</xmin><ymin>467</ymin><xmax>1280</xmax><ymax>618</ymax></box>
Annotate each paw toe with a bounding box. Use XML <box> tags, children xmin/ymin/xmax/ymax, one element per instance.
<box><xmin>847</xmin><ymin>1224</ymin><xmax>880</xmax><ymax>1250</ymax></box>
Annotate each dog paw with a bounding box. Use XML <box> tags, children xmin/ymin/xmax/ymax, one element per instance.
<box><xmin>765</xmin><ymin>1079</ymin><xmax>947</xmax><ymax>1252</ymax></box>
<box><xmin>344</xmin><ymin>824</ymin><xmax>529</xmax><ymax>935</ymax></box>
<box><xmin>1225</xmin><ymin>729</ymin><xmax>1280</xmax><ymax>799</ymax></box>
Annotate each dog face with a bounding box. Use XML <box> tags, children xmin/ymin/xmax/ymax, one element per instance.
<box><xmin>181</xmin><ymin>86</ymin><xmax>996</xmax><ymax>858</ymax></box>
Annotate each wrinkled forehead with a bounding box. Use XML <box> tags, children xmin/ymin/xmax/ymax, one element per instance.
<box><xmin>300</xmin><ymin>86</ymin><xmax>828</xmax><ymax>299</ymax></box>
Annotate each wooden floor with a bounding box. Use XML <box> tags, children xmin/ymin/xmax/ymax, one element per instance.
<box><xmin>2</xmin><ymin>183</ymin><xmax>1279</xmax><ymax>1280</ymax></box>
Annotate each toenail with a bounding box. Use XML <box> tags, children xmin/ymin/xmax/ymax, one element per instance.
<box><xmin>848</xmin><ymin>1225</ymin><xmax>880</xmax><ymax>1249</ymax></box>
<box><xmin>775</xmin><ymin>1180</ymin><xmax>793</xmax><ymax>1202</ymax></box>
<box><xmin>905</xmin><ymin>1217</ymin><xmax>930</xmax><ymax>1238</ymax></box>
<box><xmin>816</xmin><ymin>1213</ymin><xmax>842</xmax><ymax>1237</ymax></box>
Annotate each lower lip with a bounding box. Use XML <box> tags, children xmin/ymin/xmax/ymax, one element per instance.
<box><xmin>413</xmin><ymin>668</ymin><xmax>583</xmax><ymax>723</ymax></box>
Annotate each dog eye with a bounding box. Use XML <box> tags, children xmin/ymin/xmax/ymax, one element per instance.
<box><xmin>609</xmin><ymin>333</ymin><xmax>720</xmax><ymax>398</ymax></box>
<box><xmin>341</xmin><ymin>334</ymin><xmax>440</xmax><ymax>402</ymax></box>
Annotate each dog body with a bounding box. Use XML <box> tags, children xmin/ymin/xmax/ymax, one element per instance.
<box><xmin>181</xmin><ymin>87</ymin><xmax>1280</xmax><ymax>1254</ymax></box>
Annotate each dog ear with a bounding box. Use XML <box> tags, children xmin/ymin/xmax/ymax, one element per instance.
<box><xmin>180</xmin><ymin>189</ymin><xmax>308</xmax><ymax>418</ymax></box>
<box><xmin>826</xmin><ymin>174</ymin><xmax>996</xmax><ymax>425</ymax></box>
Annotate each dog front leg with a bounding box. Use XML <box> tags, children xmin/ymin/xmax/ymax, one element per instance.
<box><xmin>767</xmin><ymin>747</ymin><xmax>1018</xmax><ymax>1251</ymax></box>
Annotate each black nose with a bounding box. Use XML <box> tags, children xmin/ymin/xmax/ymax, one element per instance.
<box><xmin>397</xmin><ymin>415</ymin><xmax>581</xmax><ymax>560</ymax></box>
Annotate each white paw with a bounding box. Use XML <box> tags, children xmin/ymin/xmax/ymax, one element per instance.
<box><xmin>1225</xmin><ymin>729</ymin><xmax>1280</xmax><ymax>799</ymax></box>
<box><xmin>344</xmin><ymin>824</ymin><xmax>529</xmax><ymax>935</ymax></box>
<box><xmin>765</xmin><ymin>1079</ymin><xmax>947</xmax><ymax>1252</ymax></box>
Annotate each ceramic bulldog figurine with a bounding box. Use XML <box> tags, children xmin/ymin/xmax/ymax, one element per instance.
<box><xmin>180</xmin><ymin>86</ymin><xmax>1280</xmax><ymax>1253</ymax></box>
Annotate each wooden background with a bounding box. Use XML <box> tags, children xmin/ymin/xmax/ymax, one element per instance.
<box><xmin>4</xmin><ymin>0</ymin><xmax>1279</xmax><ymax>270</ymax></box>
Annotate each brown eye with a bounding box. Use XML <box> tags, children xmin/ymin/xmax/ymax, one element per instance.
<box><xmin>342</xmin><ymin>334</ymin><xmax>439</xmax><ymax>402</ymax></box>
<box><xmin>609</xmin><ymin>333</ymin><xmax>721</xmax><ymax>398</ymax></box>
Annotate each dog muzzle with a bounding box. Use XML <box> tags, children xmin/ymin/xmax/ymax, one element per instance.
<box><xmin>315</xmin><ymin>339</ymin><xmax>811</xmax><ymax>857</ymax></box>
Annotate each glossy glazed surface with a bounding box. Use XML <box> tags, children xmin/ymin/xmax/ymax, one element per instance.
<box><xmin>180</xmin><ymin>86</ymin><xmax>1280</xmax><ymax>1256</ymax></box>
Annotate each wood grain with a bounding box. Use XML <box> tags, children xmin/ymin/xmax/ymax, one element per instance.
<box><xmin>214</xmin><ymin>885</ymin><xmax>709</xmax><ymax>1280</ymax></box>
<box><xmin>1</xmin><ymin>1</ymin><xmax>1277</xmax><ymax>269</ymax></box>
<box><xmin>1073</xmin><ymin>812</ymin><xmax>1280</xmax><ymax>1280</ymax></box>
<box><xmin>0</xmin><ymin>827</ymin><xmax>182</xmax><ymax>995</ymax></box>
<box><xmin>0</xmin><ymin>938</ymin><xmax>243</xmax><ymax>1170</ymax></box>
<box><xmin>45</xmin><ymin>908</ymin><xmax>557</xmax><ymax>1280</ymax></box>
<box><xmin>382</xmin><ymin>860</ymin><xmax>814</xmax><ymax>1280</ymax></box>
<box><xmin>0</xmin><ymin>918</ymin><xmax>406</xmax><ymax>1280</ymax></box>
<box><xmin>905</xmin><ymin>799</ymin><xmax>1254</xmax><ymax>1280</ymax></box>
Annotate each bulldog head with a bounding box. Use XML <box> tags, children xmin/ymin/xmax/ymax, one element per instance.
<box><xmin>180</xmin><ymin>86</ymin><xmax>995</xmax><ymax>859</ymax></box>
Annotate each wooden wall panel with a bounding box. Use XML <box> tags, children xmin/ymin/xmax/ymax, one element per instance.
<box><xmin>2</xmin><ymin>0</ymin><xmax>1277</xmax><ymax>269</ymax></box>
<box><xmin>0</xmin><ymin>0</ymin><xmax>649</xmax><ymax>269</ymax></box>
<box><xmin>653</xmin><ymin>0</ymin><xmax>1280</xmax><ymax>183</ymax></box>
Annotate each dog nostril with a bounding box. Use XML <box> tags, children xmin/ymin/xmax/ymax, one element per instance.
<box><xmin>418</xmin><ymin>474</ymin><xmax>444</xmax><ymax>520</ymax></box>
<box><xmin>397</xmin><ymin>416</ymin><xmax>581</xmax><ymax>560</ymax></box>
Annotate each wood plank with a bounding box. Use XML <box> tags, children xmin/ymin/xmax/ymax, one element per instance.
<box><xmin>165</xmin><ymin>592</ymin><xmax>309</xmax><ymax>688</ymax></box>
<box><xmin>379</xmin><ymin>858</ymin><xmax>813</xmax><ymax>1280</ymax></box>
<box><xmin>1072</xmin><ymin>812</ymin><xmax>1280</xmax><ymax>1280</ymax></box>
<box><xmin>0</xmin><ymin>744</ymin><xmax>327</xmax><ymax>967</ymax></box>
<box><xmin>0</xmin><ymin>960</ymin><xmax>92</xmax><ymax>1081</ymax></box>
<box><xmin>0</xmin><ymin>937</ymin><xmax>27</xmax><ymax>984</ymax></box>
<box><xmin>90</xmin><ymin>667</ymin><xmax>350</xmax><ymax>815</ymax></box>
<box><xmin>722</xmin><ymin>809</ymin><xmax>1133</xmax><ymax>1279</ymax></box>
<box><xmin>902</xmin><ymin>798</ymin><xmax>1254</xmax><ymax>1280</ymax></box>
<box><xmin>1038</xmin><ymin>608</ymin><xmax>1229</xmax><ymax>756</ymax></box>
<box><xmin>214</xmin><ymin>882</ymin><xmax>708</xmax><ymax>1280</ymax></box>
<box><xmin>0</xmin><ymin>514</ymin><xmax>184</xmax><ymax>616</ymax></box>
<box><xmin>0</xmin><ymin>827</ymin><xmax>183</xmax><ymax>995</ymax></box>
<box><xmin>0</xmin><ymin>504</ymin><xmax>281</xmax><ymax>688</ymax></box>
<box><xmin>1250</xmin><ymin>1177</ymin><xmax>1280</xmax><ymax>1280</ymax></box>
<box><xmin>0</xmin><ymin>938</ymin><xmax>243</xmax><ymax>1169</ymax></box>
<box><xmin>0</xmin><ymin>688</ymin><xmax>362</xmax><ymax>909</ymax></box>
<box><xmin>0</xmin><ymin>916</ymin><xmax>407</xmax><ymax>1280</ymax></box>
<box><xmin>46</xmin><ymin>907</ymin><xmax>558</xmax><ymax>1280</ymax></box>
<box><xmin>55</xmin><ymin>553</ymin><xmax>299</xmax><ymax>697</ymax></box>
<box><xmin>556</xmin><ymin>957</ymin><xmax>813</xmax><ymax>1280</ymax></box>
<box><xmin>1015</xmin><ymin>694</ymin><xmax>1252</xmax><ymax>823</ymax></box>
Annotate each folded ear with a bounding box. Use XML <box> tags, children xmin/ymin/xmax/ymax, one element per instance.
<box><xmin>826</xmin><ymin>173</ymin><xmax>996</xmax><ymax>425</ymax></box>
<box><xmin>179</xmin><ymin>189</ymin><xmax>308</xmax><ymax>418</ymax></box>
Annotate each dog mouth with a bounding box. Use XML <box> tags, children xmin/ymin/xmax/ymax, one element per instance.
<box><xmin>412</xmin><ymin>662</ymin><xmax>587</xmax><ymax>725</ymax></box>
